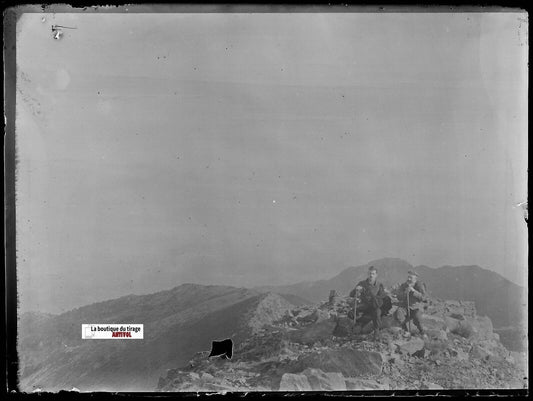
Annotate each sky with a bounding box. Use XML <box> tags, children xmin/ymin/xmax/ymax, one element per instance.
<box><xmin>15</xmin><ymin>12</ymin><xmax>528</xmax><ymax>314</ymax></box>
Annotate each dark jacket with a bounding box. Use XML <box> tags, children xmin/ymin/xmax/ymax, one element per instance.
<box><xmin>350</xmin><ymin>279</ymin><xmax>386</xmax><ymax>308</ymax></box>
<box><xmin>391</xmin><ymin>281</ymin><xmax>427</xmax><ymax>309</ymax></box>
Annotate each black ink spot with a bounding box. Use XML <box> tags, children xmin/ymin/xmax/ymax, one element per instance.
<box><xmin>208</xmin><ymin>339</ymin><xmax>233</xmax><ymax>359</ymax></box>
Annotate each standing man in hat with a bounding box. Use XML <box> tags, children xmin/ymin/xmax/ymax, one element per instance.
<box><xmin>391</xmin><ymin>270</ymin><xmax>428</xmax><ymax>337</ymax></box>
<box><xmin>349</xmin><ymin>265</ymin><xmax>387</xmax><ymax>339</ymax></box>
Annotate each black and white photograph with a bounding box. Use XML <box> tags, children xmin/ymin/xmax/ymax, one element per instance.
<box><xmin>7</xmin><ymin>6</ymin><xmax>528</xmax><ymax>393</ymax></box>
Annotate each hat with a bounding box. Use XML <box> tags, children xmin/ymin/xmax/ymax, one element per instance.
<box><xmin>407</xmin><ymin>270</ymin><xmax>419</xmax><ymax>277</ymax></box>
<box><xmin>368</xmin><ymin>265</ymin><xmax>377</xmax><ymax>272</ymax></box>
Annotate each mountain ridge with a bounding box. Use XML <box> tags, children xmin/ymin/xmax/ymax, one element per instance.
<box><xmin>18</xmin><ymin>284</ymin><xmax>302</xmax><ymax>392</ymax></box>
<box><xmin>253</xmin><ymin>258</ymin><xmax>526</xmax><ymax>330</ymax></box>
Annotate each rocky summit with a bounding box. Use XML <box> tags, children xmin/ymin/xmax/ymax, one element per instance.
<box><xmin>157</xmin><ymin>294</ymin><xmax>528</xmax><ymax>392</ymax></box>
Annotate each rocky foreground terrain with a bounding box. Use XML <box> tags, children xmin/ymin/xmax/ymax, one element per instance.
<box><xmin>157</xmin><ymin>295</ymin><xmax>528</xmax><ymax>391</ymax></box>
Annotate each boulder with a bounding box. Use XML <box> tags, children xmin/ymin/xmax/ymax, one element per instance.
<box><xmin>425</xmin><ymin>329</ymin><xmax>448</xmax><ymax>341</ymax></box>
<box><xmin>279</xmin><ymin>373</ymin><xmax>312</xmax><ymax>391</ymax></box>
<box><xmin>470</xmin><ymin>316</ymin><xmax>494</xmax><ymax>340</ymax></box>
<box><xmin>394</xmin><ymin>337</ymin><xmax>425</xmax><ymax>355</ymax></box>
<box><xmin>288</xmin><ymin>320</ymin><xmax>336</xmax><ymax>345</ymax></box>
<box><xmin>333</xmin><ymin>316</ymin><xmax>354</xmax><ymax>337</ymax></box>
<box><xmin>471</xmin><ymin>339</ymin><xmax>507</xmax><ymax>362</ymax></box>
<box><xmin>450</xmin><ymin>313</ymin><xmax>465</xmax><ymax>321</ymax></box>
<box><xmin>302</xmin><ymin>368</ymin><xmax>346</xmax><ymax>391</ymax></box>
<box><xmin>444</xmin><ymin>300</ymin><xmax>476</xmax><ymax>317</ymax></box>
<box><xmin>470</xmin><ymin>344</ymin><xmax>493</xmax><ymax>360</ymax></box>
<box><xmin>291</xmin><ymin>348</ymin><xmax>383</xmax><ymax>376</ymax></box>
<box><xmin>445</xmin><ymin>317</ymin><xmax>474</xmax><ymax>338</ymax></box>
<box><xmin>420</xmin><ymin>314</ymin><xmax>446</xmax><ymax>331</ymax></box>
<box><xmin>295</xmin><ymin>309</ymin><xmax>316</xmax><ymax>324</ymax></box>
<box><xmin>345</xmin><ymin>377</ymin><xmax>389</xmax><ymax>390</ymax></box>
<box><xmin>424</xmin><ymin>338</ymin><xmax>449</xmax><ymax>356</ymax></box>
<box><xmin>311</xmin><ymin>308</ymin><xmax>331</xmax><ymax>324</ymax></box>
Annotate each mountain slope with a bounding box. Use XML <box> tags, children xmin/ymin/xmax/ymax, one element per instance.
<box><xmin>415</xmin><ymin>265</ymin><xmax>526</xmax><ymax>329</ymax></box>
<box><xmin>18</xmin><ymin>284</ymin><xmax>298</xmax><ymax>392</ymax></box>
<box><xmin>254</xmin><ymin>258</ymin><xmax>526</xmax><ymax>330</ymax></box>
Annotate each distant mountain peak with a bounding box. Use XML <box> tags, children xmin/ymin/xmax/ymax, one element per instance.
<box><xmin>254</xmin><ymin>259</ymin><xmax>525</xmax><ymax>335</ymax></box>
<box><xmin>173</xmin><ymin>282</ymin><xmax>243</xmax><ymax>291</ymax></box>
<box><xmin>365</xmin><ymin>257</ymin><xmax>413</xmax><ymax>267</ymax></box>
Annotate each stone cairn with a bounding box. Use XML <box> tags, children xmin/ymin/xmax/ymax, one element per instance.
<box><xmin>328</xmin><ymin>290</ymin><xmax>339</xmax><ymax>307</ymax></box>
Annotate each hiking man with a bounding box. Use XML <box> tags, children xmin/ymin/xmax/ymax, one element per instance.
<box><xmin>390</xmin><ymin>270</ymin><xmax>428</xmax><ymax>337</ymax></box>
<box><xmin>349</xmin><ymin>266</ymin><xmax>387</xmax><ymax>338</ymax></box>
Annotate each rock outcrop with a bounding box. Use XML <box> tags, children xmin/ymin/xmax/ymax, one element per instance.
<box><xmin>157</xmin><ymin>294</ymin><xmax>527</xmax><ymax>391</ymax></box>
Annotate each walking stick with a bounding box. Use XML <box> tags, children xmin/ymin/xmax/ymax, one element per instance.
<box><xmin>407</xmin><ymin>287</ymin><xmax>411</xmax><ymax>334</ymax></box>
<box><xmin>353</xmin><ymin>289</ymin><xmax>359</xmax><ymax>329</ymax></box>
<box><xmin>353</xmin><ymin>289</ymin><xmax>359</xmax><ymax>327</ymax></box>
<box><xmin>353</xmin><ymin>290</ymin><xmax>358</xmax><ymax>325</ymax></box>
